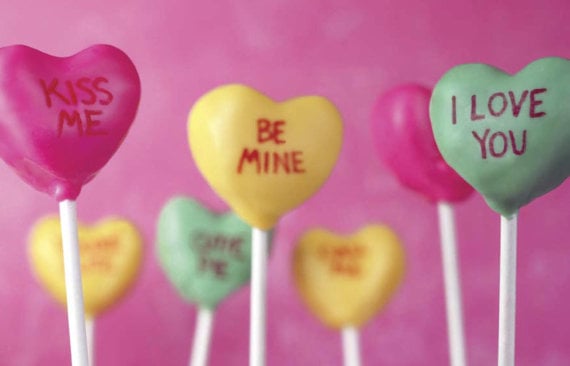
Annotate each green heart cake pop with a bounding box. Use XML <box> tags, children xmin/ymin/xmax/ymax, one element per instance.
<box><xmin>429</xmin><ymin>57</ymin><xmax>570</xmax><ymax>366</ymax></box>
<box><xmin>430</xmin><ymin>57</ymin><xmax>570</xmax><ymax>216</ymax></box>
<box><xmin>157</xmin><ymin>196</ymin><xmax>257</xmax><ymax>366</ymax></box>
<box><xmin>157</xmin><ymin>196</ymin><xmax>254</xmax><ymax>308</ymax></box>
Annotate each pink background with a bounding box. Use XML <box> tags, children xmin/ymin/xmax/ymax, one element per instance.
<box><xmin>0</xmin><ymin>0</ymin><xmax>570</xmax><ymax>365</ymax></box>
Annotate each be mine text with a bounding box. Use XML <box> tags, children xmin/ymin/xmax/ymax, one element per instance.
<box><xmin>237</xmin><ymin>118</ymin><xmax>306</xmax><ymax>174</ymax></box>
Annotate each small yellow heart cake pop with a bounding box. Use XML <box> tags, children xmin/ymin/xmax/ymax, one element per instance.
<box><xmin>293</xmin><ymin>225</ymin><xmax>405</xmax><ymax>329</ymax></box>
<box><xmin>28</xmin><ymin>216</ymin><xmax>143</xmax><ymax>317</ymax></box>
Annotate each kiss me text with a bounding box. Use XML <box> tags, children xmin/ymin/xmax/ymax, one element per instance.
<box><xmin>40</xmin><ymin>77</ymin><xmax>114</xmax><ymax>137</ymax></box>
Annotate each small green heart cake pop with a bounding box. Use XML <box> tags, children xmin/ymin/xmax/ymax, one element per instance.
<box><xmin>157</xmin><ymin>196</ymin><xmax>253</xmax><ymax>308</ymax></box>
<box><xmin>157</xmin><ymin>196</ymin><xmax>254</xmax><ymax>366</ymax></box>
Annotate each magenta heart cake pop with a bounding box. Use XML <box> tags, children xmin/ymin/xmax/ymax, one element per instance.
<box><xmin>0</xmin><ymin>44</ymin><xmax>141</xmax><ymax>366</ymax></box>
<box><xmin>0</xmin><ymin>44</ymin><xmax>140</xmax><ymax>200</ymax></box>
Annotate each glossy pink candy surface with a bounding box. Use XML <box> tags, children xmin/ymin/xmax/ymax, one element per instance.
<box><xmin>371</xmin><ymin>84</ymin><xmax>473</xmax><ymax>203</ymax></box>
<box><xmin>0</xmin><ymin>45</ymin><xmax>140</xmax><ymax>200</ymax></box>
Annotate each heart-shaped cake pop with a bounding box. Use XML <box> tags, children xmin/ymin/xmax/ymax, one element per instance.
<box><xmin>293</xmin><ymin>225</ymin><xmax>405</xmax><ymax>329</ymax></box>
<box><xmin>430</xmin><ymin>58</ymin><xmax>570</xmax><ymax>216</ymax></box>
<box><xmin>371</xmin><ymin>84</ymin><xmax>473</xmax><ymax>202</ymax></box>
<box><xmin>157</xmin><ymin>197</ymin><xmax>254</xmax><ymax>309</ymax></box>
<box><xmin>0</xmin><ymin>45</ymin><xmax>140</xmax><ymax>201</ymax></box>
<box><xmin>188</xmin><ymin>84</ymin><xmax>343</xmax><ymax>230</ymax></box>
<box><xmin>29</xmin><ymin>216</ymin><xmax>143</xmax><ymax>317</ymax></box>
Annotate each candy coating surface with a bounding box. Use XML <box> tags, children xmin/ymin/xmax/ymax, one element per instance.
<box><xmin>0</xmin><ymin>45</ymin><xmax>140</xmax><ymax>200</ymax></box>
<box><xmin>293</xmin><ymin>225</ymin><xmax>405</xmax><ymax>329</ymax></box>
<box><xmin>430</xmin><ymin>58</ymin><xmax>570</xmax><ymax>216</ymax></box>
<box><xmin>157</xmin><ymin>197</ymin><xmax>253</xmax><ymax>309</ymax></box>
<box><xmin>371</xmin><ymin>84</ymin><xmax>473</xmax><ymax>202</ymax></box>
<box><xmin>29</xmin><ymin>216</ymin><xmax>143</xmax><ymax>317</ymax></box>
<box><xmin>188</xmin><ymin>84</ymin><xmax>343</xmax><ymax>229</ymax></box>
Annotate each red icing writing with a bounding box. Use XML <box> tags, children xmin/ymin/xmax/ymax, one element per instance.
<box><xmin>237</xmin><ymin>117</ymin><xmax>306</xmax><ymax>174</ymax></box>
<box><xmin>81</xmin><ymin>258</ymin><xmax>112</xmax><ymax>272</ymax></box>
<box><xmin>257</xmin><ymin>119</ymin><xmax>286</xmax><ymax>144</ymax></box>
<box><xmin>58</xmin><ymin>109</ymin><xmax>107</xmax><ymax>137</ymax></box>
<box><xmin>199</xmin><ymin>257</ymin><xmax>228</xmax><ymax>279</ymax></box>
<box><xmin>237</xmin><ymin>149</ymin><xmax>305</xmax><ymax>174</ymax></box>
<box><xmin>40</xmin><ymin>77</ymin><xmax>113</xmax><ymax>107</ymax></box>
<box><xmin>472</xmin><ymin>129</ymin><xmax>527</xmax><ymax>159</ymax></box>
<box><xmin>193</xmin><ymin>232</ymin><xmax>244</xmax><ymax>260</ymax></box>
<box><xmin>80</xmin><ymin>236</ymin><xmax>119</xmax><ymax>273</ymax></box>
<box><xmin>40</xmin><ymin>77</ymin><xmax>114</xmax><ymax>137</ymax></box>
<box><xmin>318</xmin><ymin>244</ymin><xmax>365</xmax><ymax>277</ymax></box>
<box><xmin>452</xmin><ymin>88</ymin><xmax>547</xmax><ymax>123</ymax></box>
<box><xmin>193</xmin><ymin>232</ymin><xmax>244</xmax><ymax>280</ymax></box>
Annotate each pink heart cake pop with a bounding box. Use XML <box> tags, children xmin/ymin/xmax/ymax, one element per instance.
<box><xmin>370</xmin><ymin>84</ymin><xmax>473</xmax><ymax>202</ymax></box>
<box><xmin>0</xmin><ymin>45</ymin><xmax>140</xmax><ymax>200</ymax></box>
<box><xmin>0</xmin><ymin>44</ymin><xmax>141</xmax><ymax>366</ymax></box>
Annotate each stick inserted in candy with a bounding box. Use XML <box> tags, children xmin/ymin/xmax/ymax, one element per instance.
<box><xmin>430</xmin><ymin>57</ymin><xmax>570</xmax><ymax>365</ymax></box>
<box><xmin>371</xmin><ymin>84</ymin><xmax>473</xmax><ymax>366</ymax></box>
<box><xmin>0</xmin><ymin>44</ymin><xmax>141</xmax><ymax>366</ymax></box>
<box><xmin>188</xmin><ymin>84</ymin><xmax>343</xmax><ymax>366</ymax></box>
<box><xmin>293</xmin><ymin>225</ymin><xmax>405</xmax><ymax>366</ymax></box>
<box><xmin>28</xmin><ymin>216</ymin><xmax>143</xmax><ymax>366</ymax></box>
<box><xmin>157</xmin><ymin>197</ymin><xmax>255</xmax><ymax>366</ymax></box>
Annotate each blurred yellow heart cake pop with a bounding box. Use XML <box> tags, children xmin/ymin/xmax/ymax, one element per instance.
<box><xmin>29</xmin><ymin>216</ymin><xmax>143</xmax><ymax>317</ymax></box>
<box><xmin>293</xmin><ymin>225</ymin><xmax>405</xmax><ymax>329</ymax></box>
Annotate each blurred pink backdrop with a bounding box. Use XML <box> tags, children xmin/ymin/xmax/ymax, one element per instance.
<box><xmin>0</xmin><ymin>0</ymin><xmax>570</xmax><ymax>365</ymax></box>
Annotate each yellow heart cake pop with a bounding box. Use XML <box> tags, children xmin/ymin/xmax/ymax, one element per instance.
<box><xmin>188</xmin><ymin>84</ymin><xmax>343</xmax><ymax>229</ymax></box>
<box><xmin>293</xmin><ymin>225</ymin><xmax>405</xmax><ymax>329</ymax></box>
<box><xmin>29</xmin><ymin>216</ymin><xmax>143</xmax><ymax>317</ymax></box>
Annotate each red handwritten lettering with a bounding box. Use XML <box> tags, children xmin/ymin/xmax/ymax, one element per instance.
<box><xmin>471</xmin><ymin>128</ymin><xmax>527</xmax><ymax>159</ymax></box>
<box><xmin>237</xmin><ymin>149</ymin><xmax>306</xmax><ymax>175</ymax></box>
<box><xmin>457</xmin><ymin>88</ymin><xmax>547</xmax><ymax>122</ymax></box>
<box><xmin>58</xmin><ymin>109</ymin><xmax>83</xmax><ymax>136</ymax></box>
<box><xmin>508</xmin><ymin>90</ymin><xmax>528</xmax><ymax>117</ymax></box>
<box><xmin>470</xmin><ymin>95</ymin><xmax>485</xmax><ymax>121</ymax></box>
<box><xmin>489</xmin><ymin>131</ymin><xmax>508</xmax><ymax>158</ymax></box>
<box><xmin>237</xmin><ymin>148</ymin><xmax>260</xmax><ymax>173</ymax></box>
<box><xmin>488</xmin><ymin>92</ymin><xmax>507</xmax><ymax>117</ymax></box>
<box><xmin>529</xmin><ymin>88</ymin><xmax>547</xmax><ymax>118</ymax></box>
<box><xmin>257</xmin><ymin>119</ymin><xmax>286</xmax><ymax>144</ymax></box>
<box><xmin>93</xmin><ymin>77</ymin><xmax>114</xmax><ymax>105</ymax></box>
<box><xmin>76</xmin><ymin>77</ymin><xmax>97</xmax><ymax>105</ymax></box>
<box><xmin>40</xmin><ymin>78</ymin><xmax>71</xmax><ymax>107</ymax></box>
<box><xmin>85</xmin><ymin>109</ymin><xmax>107</xmax><ymax>136</ymax></box>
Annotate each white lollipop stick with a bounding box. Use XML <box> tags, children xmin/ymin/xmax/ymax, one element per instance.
<box><xmin>59</xmin><ymin>199</ymin><xmax>89</xmax><ymax>366</ymax></box>
<box><xmin>85</xmin><ymin>318</ymin><xmax>95</xmax><ymax>366</ymax></box>
<box><xmin>437</xmin><ymin>202</ymin><xmax>467</xmax><ymax>366</ymax></box>
<box><xmin>498</xmin><ymin>214</ymin><xmax>517</xmax><ymax>366</ymax></box>
<box><xmin>189</xmin><ymin>307</ymin><xmax>215</xmax><ymax>366</ymax></box>
<box><xmin>250</xmin><ymin>227</ymin><xmax>271</xmax><ymax>366</ymax></box>
<box><xmin>341</xmin><ymin>326</ymin><xmax>362</xmax><ymax>366</ymax></box>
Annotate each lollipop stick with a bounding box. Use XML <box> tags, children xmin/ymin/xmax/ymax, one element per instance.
<box><xmin>498</xmin><ymin>214</ymin><xmax>517</xmax><ymax>366</ymax></box>
<box><xmin>341</xmin><ymin>326</ymin><xmax>362</xmax><ymax>366</ymax></box>
<box><xmin>85</xmin><ymin>318</ymin><xmax>95</xmax><ymax>366</ymax></box>
<box><xmin>189</xmin><ymin>307</ymin><xmax>215</xmax><ymax>366</ymax></box>
<box><xmin>250</xmin><ymin>227</ymin><xmax>271</xmax><ymax>366</ymax></box>
<box><xmin>437</xmin><ymin>202</ymin><xmax>467</xmax><ymax>366</ymax></box>
<box><xmin>59</xmin><ymin>199</ymin><xmax>89</xmax><ymax>366</ymax></box>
